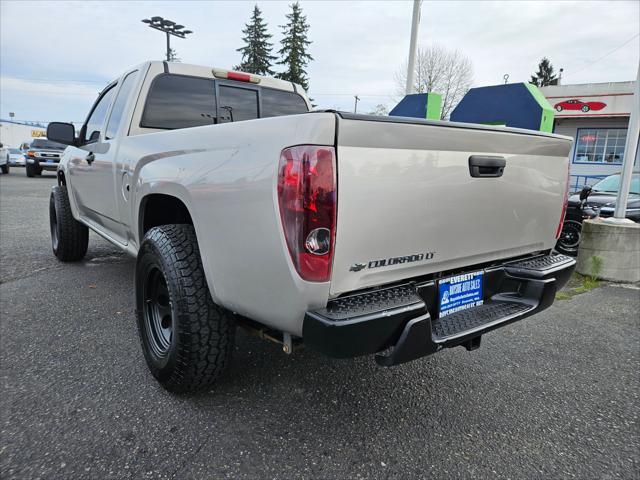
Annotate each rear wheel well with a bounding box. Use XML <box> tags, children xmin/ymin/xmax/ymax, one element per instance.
<box><xmin>139</xmin><ymin>194</ymin><xmax>193</xmax><ymax>240</ymax></box>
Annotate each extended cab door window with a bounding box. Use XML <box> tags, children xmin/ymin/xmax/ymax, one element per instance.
<box><xmin>218</xmin><ymin>85</ymin><xmax>258</xmax><ymax>123</ymax></box>
<box><xmin>84</xmin><ymin>86</ymin><xmax>116</xmax><ymax>144</ymax></box>
<box><xmin>141</xmin><ymin>74</ymin><xmax>217</xmax><ymax>129</ymax></box>
<box><xmin>105</xmin><ymin>71</ymin><xmax>138</xmax><ymax>139</ymax></box>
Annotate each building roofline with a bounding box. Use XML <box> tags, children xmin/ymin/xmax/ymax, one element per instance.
<box><xmin>542</xmin><ymin>80</ymin><xmax>635</xmax><ymax>88</ymax></box>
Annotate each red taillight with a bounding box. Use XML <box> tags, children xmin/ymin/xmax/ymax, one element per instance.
<box><xmin>227</xmin><ymin>71</ymin><xmax>251</xmax><ymax>82</ymax></box>
<box><xmin>555</xmin><ymin>160</ymin><xmax>571</xmax><ymax>239</ymax></box>
<box><xmin>277</xmin><ymin>145</ymin><xmax>337</xmax><ymax>282</ymax></box>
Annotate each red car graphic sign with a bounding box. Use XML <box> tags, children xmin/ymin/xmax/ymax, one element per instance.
<box><xmin>554</xmin><ymin>99</ymin><xmax>607</xmax><ymax>113</ymax></box>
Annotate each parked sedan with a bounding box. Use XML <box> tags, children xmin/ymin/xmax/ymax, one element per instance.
<box><xmin>7</xmin><ymin>148</ymin><xmax>25</xmax><ymax>166</ymax></box>
<box><xmin>556</xmin><ymin>171</ymin><xmax>640</xmax><ymax>255</ymax></box>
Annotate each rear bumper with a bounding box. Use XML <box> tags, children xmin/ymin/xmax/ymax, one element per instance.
<box><xmin>303</xmin><ymin>253</ymin><xmax>576</xmax><ymax>365</ymax></box>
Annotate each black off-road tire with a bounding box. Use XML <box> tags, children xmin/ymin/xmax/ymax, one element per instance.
<box><xmin>1</xmin><ymin>163</ymin><xmax>8</xmax><ymax>174</ymax></box>
<box><xmin>135</xmin><ymin>224</ymin><xmax>235</xmax><ymax>393</ymax></box>
<box><xmin>50</xmin><ymin>185</ymin><xmax>89</xmax><ymax>261</ymax></box>
<box><xmin>26</xmin><ymin>164</ymin><xmax>36</xmax><ymax>177</ymax></box>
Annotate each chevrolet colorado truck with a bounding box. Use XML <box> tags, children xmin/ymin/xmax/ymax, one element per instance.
<box><xmin>47</xmin><ymin>61</ymin><xmax>576</xmax><ymax>392</ymax></box>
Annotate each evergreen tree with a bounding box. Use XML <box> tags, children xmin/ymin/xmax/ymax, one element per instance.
<box><xmin>167</xmin><ymin>48</ymin><xmax>180</xmax><ymax>62</ymax></box>
<box><xmin>530</xmin><ymin>57</ymin><xmax>557</xmax><ymax>86</ymax></box>
<box><xmin>236</xmin><ymin>5</ymin><xmax>276</xmax><ymax>75</ymax></box>
<box><xmin>276</xmin><ymin>2</ymin><xmax>313</xmax><ymax>91</ymax></box>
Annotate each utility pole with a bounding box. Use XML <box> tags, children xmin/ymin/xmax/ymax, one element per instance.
<box><xmin>142</xmin><ymin>16</ymin><xmax>193</xmax><ymax>61</ymax></box>
<box><xmin>405</xmin><ymin>0</ymin><xmax>422</xmax><ymax>95</ymax></box>
<box><xmin>354</xmin><ymin>95</ymin><xmax>360</xmax><ymax>114</ymax></box>
<box><xmin>611</xmin><ymin>62</ymin><xmax>639</xmax><ymax>221</ymax></box>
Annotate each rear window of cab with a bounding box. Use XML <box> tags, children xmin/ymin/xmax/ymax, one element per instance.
<box><xmin>140</xmin><ymin>73</ymin><xmax>309</xmax><ymax>130</ymax></box>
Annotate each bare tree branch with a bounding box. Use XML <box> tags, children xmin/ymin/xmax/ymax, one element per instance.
<box><xmin>395</xmin><ymin>45</ymin><xmax>474</xmax><ymax>119</ymax></box>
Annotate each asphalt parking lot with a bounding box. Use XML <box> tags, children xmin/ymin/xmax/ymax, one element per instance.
<box><xmin>1</xmin><ymin>170</ymin><xmax>639</xmax><ymax>479</ymax></box>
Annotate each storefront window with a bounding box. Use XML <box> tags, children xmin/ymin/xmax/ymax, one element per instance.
<box><xmin>574</xmin><ymin>128</ymin><xmax>627</xmax><ymax>164</ymax></box>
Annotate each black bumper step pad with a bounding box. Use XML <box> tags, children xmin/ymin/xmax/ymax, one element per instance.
<box><xmin>431</xmin><ymin>301</ymin><xmax>531</xmax><ymax>341</ymax></box>
<box><xmin>506</xmin><ymin>253</ymin><xmax>573</xmax><ymax>272</ymax></box>
<box><xmin>318</xmin><ymin>284</ymin><xmax>423</xmax><ymax>321</ymax></box>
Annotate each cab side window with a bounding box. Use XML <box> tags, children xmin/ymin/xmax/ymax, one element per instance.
<box><xmin>84</xmin><ymin>86</ymin><xmax>116</xmax><ymax>143</ymax></box>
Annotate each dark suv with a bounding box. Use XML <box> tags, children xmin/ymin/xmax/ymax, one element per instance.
<box><xmin>25</xmin><ymin>138</ymin><xmax>67</xmax><ymax>177</ymax></box>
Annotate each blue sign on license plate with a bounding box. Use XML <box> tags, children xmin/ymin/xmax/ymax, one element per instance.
<box><xmin>438</xmin><ymin>271</ymin><xmax>484</xmax><ymax>317</ymax></box>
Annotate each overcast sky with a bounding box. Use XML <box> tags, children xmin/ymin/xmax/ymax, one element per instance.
<box><xmin>1</xmin><ymin>0</ymin><xmax>638</xmax><ymax>124</ymax></box>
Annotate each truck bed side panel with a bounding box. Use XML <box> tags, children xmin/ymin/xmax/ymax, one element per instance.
<box><xmin>124</xmin><ymin>113</ymin><xmax>337</xmax><ymax>335</ymax></box>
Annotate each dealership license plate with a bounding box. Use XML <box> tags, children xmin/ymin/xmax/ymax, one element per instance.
<box><xmin>438</xmin><ymin>271</ymin><xmax>484</xmax><ymax>317</ymax></box>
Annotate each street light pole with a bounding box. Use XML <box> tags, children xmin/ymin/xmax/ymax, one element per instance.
<box><xmin>405</xmin><ymin>0</ymin><xmax>422</xmax><ymax>95</ymax></box>
<box><xmin>611</xmin><ymin>62</ymin><xmax>639</xmax><ymax>221</ymax></box>
<box><xmin>354</xmin><ymin>95</ymin><xmax>360</xmax><ymax>114</ymax></box>
<box><xmin>142</xmin><ymin>16</ymin><xmax>193</xmax><ymax>62</ymax></box>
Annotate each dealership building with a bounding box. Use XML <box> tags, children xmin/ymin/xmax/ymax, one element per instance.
<box><xmin>0</xmin><ymin>119</ymin><xmax>47</xmax><ymax>149</ymax></box>
<box><xmin>540</xmin><ymin>81</ymin><xmax>638</xmax><ymax>191</ymax></box>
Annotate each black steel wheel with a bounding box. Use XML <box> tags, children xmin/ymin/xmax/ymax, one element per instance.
<box><xmin>555</xmin><ymin>219</ymin><xmax>582</xmax><ymax>256</ymax></box>
<box><xmin>142</xmin><ymin>267</ymin><xmax>174</xmax><ymax>358</ymax></box>
<box><xmin>135</xmin><ymin>224</ymin><xmax>235</xmax><ymax>393</ymax></box>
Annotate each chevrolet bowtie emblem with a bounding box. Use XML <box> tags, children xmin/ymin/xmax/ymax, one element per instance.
<box><xmin>349</xmin><ymin>263</ymin><xmax>366</xmax><ymax>272</ymax></box>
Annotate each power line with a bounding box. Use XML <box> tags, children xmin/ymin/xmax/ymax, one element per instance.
<box><xmin>3</xmin><ymin>77</ymin><xmax>394</xmax><ymax>98</ymax></box>
<box><xmin>1</xmin><ymin>76</ymin><xmax>107</xmax><ymax>85</ymax></box>
<box><xmin>312</xmin><ymin>93</ymin><xmax>391</xmax><ymax>97</ymax></box>
<box><xmin>1</xmin><ymin>88</ymin><xmax>97</xmax><ymax>96</ymax></box>
<box><xmin>563</xmin><ymin>33</ymin><xmax>640</xmax><ymax>78</ymax></box>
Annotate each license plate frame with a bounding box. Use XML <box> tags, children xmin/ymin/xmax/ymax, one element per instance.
<box><xmin>438</xmin><ymin>270</ymin><xmax>484</xmax><ymax>318</ymax></box>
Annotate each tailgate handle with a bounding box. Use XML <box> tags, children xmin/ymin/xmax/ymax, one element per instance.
<box><xmin>469</xmin><ymin>155</ymin><xmax>506</xmax><ymax>178</ymax></box>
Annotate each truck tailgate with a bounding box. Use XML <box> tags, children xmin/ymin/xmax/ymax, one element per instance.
<box><xmin>330</xmin><ymin>114</ymin><xmax>573</xmax><ymax>295</ymax></box>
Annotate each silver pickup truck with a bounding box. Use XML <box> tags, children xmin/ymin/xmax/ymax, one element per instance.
<box><xmin>47</xmin><ymin>61</ymin><xmax>576</xmax><ymax>392</ymax></box>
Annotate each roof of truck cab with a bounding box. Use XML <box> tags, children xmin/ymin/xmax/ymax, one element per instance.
<box><xmin>152</xmin><ymin>61</ymin><xmax>304</xmax><ymax>94</ymax></box>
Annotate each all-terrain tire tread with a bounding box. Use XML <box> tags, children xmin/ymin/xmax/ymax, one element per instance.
<box><xmin>51</xmin><ymin>185</ymin><xmax>89</xmax><ymax>261</ymax></box>
<box><xmin>138</xmin><ymin>224</ymin><xmax>235</xmax><ymax>392</ymax></box>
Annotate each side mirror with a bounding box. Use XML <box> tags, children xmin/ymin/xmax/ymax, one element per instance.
<box><xmin>47</xmin><ymin>122</ymin><xmax>76</xmax><ymax>146</ymax></box>
<box><xmin>579</xmin><ymin>185</ymin><xmax>592</xmax><ymax>201</ymax></box>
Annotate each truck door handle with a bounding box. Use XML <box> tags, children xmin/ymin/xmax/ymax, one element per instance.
<box><xmin>86</xmin><ymin>152</ymin><xmax>95</xmax><ymax>165</ymax></box>
<box><xmin>468</xmin><ymin>155</ymin><xmax>506</xmax><ymax>178</ymax></box>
